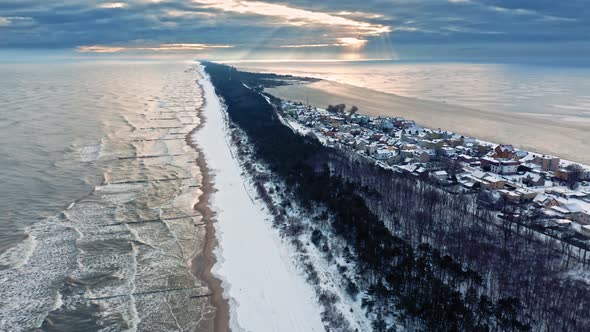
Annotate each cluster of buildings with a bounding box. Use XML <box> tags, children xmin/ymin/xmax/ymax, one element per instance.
<box><xmin>281</xmin><ymin>101</ymin><xmax>590</xmax><ymax>240</ymax></box>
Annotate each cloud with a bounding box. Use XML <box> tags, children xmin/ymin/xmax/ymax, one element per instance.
<box><xmin>97</xmin><ymin>2</ymin><xmax>128</xmax><ymax>9</ymax></box>
<box><xmin>279</xmin><ymin>44</ymin><xmax>334</xmax><ymax>48</ymax></box>
<box><xmin>191</xmin><ymin>0</ymin><xmax>391</xmax><ymax>36</ymax></box>
<box><xmin>443</xmin><ymin>26</ymin><xmax>505</xmax><ymax>35</ymax></box>
<box><xmin>486</xmin><ymin>4</ymin><xmax>577</xmax><ymax>23</ymax></box>
<box><xmin>0</xmin><ymin>0</ymin><xmax>588</xmax><ymax>61</ymax></box>
<box><xmin>0</xmin><ymin>16</ymin><xmax>35</xmax><ymax>27</ymax></box>
<box><xmin>77</xmin><ymin>43</ymin><xmax>234</xmax><ymax>53</ymax></box>
<box><xmin>278</xmin><ymin>37</ymin><xmax>368</xmax><ymax>49</ymax></box>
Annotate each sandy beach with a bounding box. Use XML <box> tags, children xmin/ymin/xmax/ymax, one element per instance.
<box><xmin>193</xmin><ymin>66</ymin><xmax>325</xmax><ymax>331</ymax></box>
<box><xmin>187</xmin><ymin>115</ymin><xmax>230</xmax><ymax>331</ymax></box>
<box><xmin>266</xmin><ymin>80</ymin><xmax>590</xmax><ymax>164</ymax></box>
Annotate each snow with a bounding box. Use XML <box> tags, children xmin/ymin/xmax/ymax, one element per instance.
<box><xmin>194</xmin><ymin>65</ymin><xmax>325</xmax><ymax>332</ymax></box>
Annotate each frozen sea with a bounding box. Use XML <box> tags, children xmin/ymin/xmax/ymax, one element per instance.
<box><xmin>237</xmin><ymin>60</ymin><xmax>590</xmax><ymax>124</ymax></box>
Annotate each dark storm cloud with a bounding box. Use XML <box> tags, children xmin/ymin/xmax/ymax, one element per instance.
<box><xmin>0</xmin><ymin>0</ymin><xmax>588</xmax><ymax>59</ymax></box>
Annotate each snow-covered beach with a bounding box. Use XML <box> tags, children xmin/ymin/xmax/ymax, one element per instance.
<box><xmin>193</xmin><ymin>65</ymin><xmax>325</xmax><ymax>331</ymax></box>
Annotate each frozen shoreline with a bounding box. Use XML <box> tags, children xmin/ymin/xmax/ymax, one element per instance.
<box><xmin>193</xmin><ymin>65</ymin><xmax>325</xmax><ymax>331</ymax></box>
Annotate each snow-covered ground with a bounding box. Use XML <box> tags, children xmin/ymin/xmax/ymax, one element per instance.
<box><xmin>194</xmin><ymin>65</ymin><xmax>325</xmax><ymax>332</ymax></box>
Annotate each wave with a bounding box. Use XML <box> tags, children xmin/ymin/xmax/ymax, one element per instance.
<box><xmin>0</xmin><ymin>63</ymin><xmax>211</xmax><ymax>331</ymax></box>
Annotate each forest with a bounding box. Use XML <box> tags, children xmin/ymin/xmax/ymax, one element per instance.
<box><xmin>203</xmin><ymin>62</ymin><xmax>590</xmax><ymax>331</ymax></box>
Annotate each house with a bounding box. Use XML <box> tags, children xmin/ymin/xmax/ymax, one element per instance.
<box><xmin>401</xmin><ymin>120</ymin><xmax>417</xmax><ymax>129</ymax></box>
<box><xmin>573</xmin><ymin>209</ymin><xmax>590</xmax><ymax>225</ymax></box>
<box><xmin>398</xmin><ymin>164</ymin><xmax>419</xmax><ymax>175</ymax></box>
<box><xmin>400</xmin><ymin>149</ymin><xmax>415</xmax><ymax>159</ymax></box>
<box><xmin>457</xmin><ymin>154</ymin><xmax>478</xmax><ymax>164</ymax></box>
<box><xmin>440</xmin><ymin>147</ymin><xmax>457</xmax><ymax>157</ymax></box>
<box><xmin>579</xmin><ymin>225</ymin><xmax>590</xmax><ymax>237</ymax></box>
<box><xmin>377</xmin><ymin>118</ymin><xmax>394</xmax><ymax>131</ymax></box>
<box><xmin>432</xmin><ymin>170</ymin><xmax>449</xmax><ymax>183</ymax></box>
<box><xmin>329</xmin><ymin>116</ymin><xmax>345</xmax><ymax>128</ymax></box>
<box><xmin>494</xmin><ymin>144</ymin><xmax>515</xmax><ymax>159</ymax></box>
<box><xmin>547</xmin><ymin>188</ymin><xmax>579</xmax><ymax>199</ymax></box>
<box><xmin>459</xmin><ymin>178</ymin><xmax>477</xmax><ymax>189</ymax></box>
<box><xmin>367</xmin><ymin>143</ymin><xmax>379</xmax><ymax>154</ymax></box>
<box><xmin>415</xmin><ymin>150</ymin><xmax>431</xmax><ymax>163</ymax></box>
<box><xmin>480</xmin><ymin>156</ymin><xmax>495</xmax><ymax>170</ymax></box>
<box><xmin>552</xmin><ymin>219</ymin><xmax>572</xmax><ymax>227</ymax></box>
<box><xmin>374</xmin><ymin>148</ymin><xmax>394</xmax><ymax>160</ymax></box>
<box><xmin>354</xmin><ymin>139</ymin><xmax>368</xmax><ymax>152</ymax></box>
<box><xmin>489</xmin><ymin>159</ymin><xmax>520</xmax><ymax>175</ymax></box>
<box><xmin>482</xmin><ymin>174</ymin><xmax>506</xmax><ymax>189</ymax></box>
<box><xmin>519</xmin><ymin>162</ymin><xmax>541</xmax><ymax>173</ymax></box>
<box><xmin>514</xmin><ymin>150</ymin><xmax>528</xmax><ymax>159</ymax></box>
<box><xmin>461</xmin><ymin>136</ymin><xmax>477</xmax><ymax>145</ymax></box>
<box><xmin>393</xmin><ymin>117</ymin><xmax>405</xmax><ymax>127</ymax></box>
<box><xmin>514</xmin><ymin>188</ymin><xmax>538</xmax><ymax>202</ymax></box>
<box><xmin>522</xmin><ymin>172</ymin><xmax>544</xmax><ymax>187</ymax></box>
<box><xmin>498</xmin><ymin>189</ymin><xmax>522</xmax><ymax>202</ymax></box>
<box><xmin>533</xmin><ymin>194</ymin><xmax>559</xmax><ymax>208</ymax></box>
<box><xmin>405</xmin><ymin>125</ymin><xmax>424</xmax><ymax>136</ymax></box>
<box><xmin>550</xmin><ymin>202</ymin><xmax>589</xmax><ymax>224</ymax></box>
<box><xmin>533</xmin><ymin>155</ymin><xmax>560</xmax><ymax>172</ymax></box>
<box><xmin>468</xmin><ymin>171</ymin><xmax>506</xmax><ymax>189</ymax></box>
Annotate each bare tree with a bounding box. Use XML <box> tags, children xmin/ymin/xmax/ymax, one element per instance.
<box><xmin>566</xmin><ymin>164</ymin><xmax>584</xmax><ymax>189</ymax></box>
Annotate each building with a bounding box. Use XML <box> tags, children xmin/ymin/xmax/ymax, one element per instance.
<box><xmin>552</xmin><ymin>219</ymin><xmax>572</xmax><ymax>227</ymax></box>
<box><xmin>405</xmin><ymin>125</ymin><xmax>424</xmax><ymax>136</ymax></box>
<box><xmin>354</xmin><ymin>139</ymin><xmax>368</xmax><ymax>152</ymax></box>
<box><xmin>457</xmin><ymin>154</ymin><xmax>478</xmax><ymax>164</ymax></box>
<box><xmin>469</xmin><ymin>172</ymin><xmax>507</xmax><ymax>189</ymax></box>
<box><xmin>579</xmin><ymin>225</ymin><xmax>590</xmax><ymax>237</ymax></box>
<box><xmin>533</xmin><ymin>194</ymin><xmax>559</xmax><ymax>208</ymax></box>
<box><xmin>522</xmin><ymin>172</ymin><xmax>544</xmax><ymax>187</ymax></box>
<box><xmin>440</xmin><ymin>146</ymin><xmax>457</xmax><ymax>157</ymax></box>
<box><xmin>499</xmin><ymin>189</ymin><xmax>522</xmax><ymax>202</ymax></box>
<box><xmin>494</xmin><ymin>144</ymin><xmax>515</xmax><ymax>159</ymax></box>
<box><xmin>574</xmin><ymin>210</ymin><xmax>590</xmax><ymax>225</ymax></box>
<box><xmin>514</xmin><ymin>188</ymin><xmax>538</xmax><ymax>202</ymax></box>
<box><xmin>489</xmin><ymin>159</ymin><xmax>520</xmax><ymax>175</ymax></box>
<box><xmin>373</xmin><ymin>149</ymin><xmax>394</xmax><ymax>160</ymax></box>
<box><xmin>432</xmin><ymin>170</ymin><xmax>448</xmax><ymax>183</ymax></box>
<box><xmin>533</xmin><ymin>155</ymin><xmax>560</xmax><ymax>172</ymax></box>
<box><xmin>550</xmin><ymin>203</ymin><xmax>589</xmax><ymax>224</ymax></box>
<box><xmin>555</xmin><ymin>168</ymin><xmax>571</xmax><ymax>181</ymax></box>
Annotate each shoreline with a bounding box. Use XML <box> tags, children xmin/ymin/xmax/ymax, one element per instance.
<box><xmin>266</xmin><ymin>79</ymin><xmax>590</xmax><ymax>164</ymax></box>
<box><xmin>186</xmin><ymin>80</ymin><xmax>230</xmax><ymax>332</ymax></box>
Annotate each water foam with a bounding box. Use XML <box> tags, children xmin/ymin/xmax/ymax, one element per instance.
<box><xmin>1</xmin><ymin>63</ymin><xmax>212</xmax><ymax>331</ymax></box>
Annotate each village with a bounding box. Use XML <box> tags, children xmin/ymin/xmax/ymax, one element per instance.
<box><xmin>279</xmin><ymin>100</ymin><xmax>590</xmax><ymax>245</ymax></box>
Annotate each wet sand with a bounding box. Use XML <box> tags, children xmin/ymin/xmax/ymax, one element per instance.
<box><xmin>266</xmin><ymin>80</ymin><xmax>590</xmax><ymax>164</ymax></box>
<box><xmin>187</xmin><ymin>86</ymin><xmax>230</xmax><ymax>332</ymax></box>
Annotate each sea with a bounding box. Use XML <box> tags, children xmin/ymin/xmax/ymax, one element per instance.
<box><xmin>0</xmin><ymin>61</ymin><xmax>212</xmax><ymax>331</ymax></box>
<box><xmin>236</xmin><ymin>60</ymin><xmax>590</xmax><ymax>123</ymax></box>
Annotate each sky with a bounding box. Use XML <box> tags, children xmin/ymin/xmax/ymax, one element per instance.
<box><xmin>0</xmin><ymin>0</ymin><xmax>588</xmax><ymax>62</ymax></box>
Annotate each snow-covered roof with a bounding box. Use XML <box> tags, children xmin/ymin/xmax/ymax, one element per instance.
<box><xmin>497</xmin><ymin>144</ymin><xmax>515</xmax><ymax>152</ymax></box>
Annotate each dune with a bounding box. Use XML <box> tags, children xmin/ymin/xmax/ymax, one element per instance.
<box><xmin>266</xmin><ymin>80</ymin><xmax>590</xmax><ymax>164</ymax></box>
